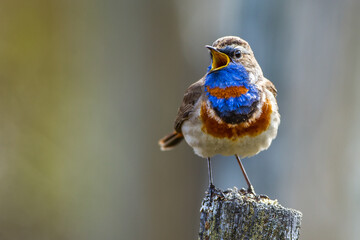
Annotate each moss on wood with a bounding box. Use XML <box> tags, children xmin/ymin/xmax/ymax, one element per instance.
<box><xmin>199</xmin><ymin>187</ymin><xmax>302</xmax><ymax>240</ymax></box>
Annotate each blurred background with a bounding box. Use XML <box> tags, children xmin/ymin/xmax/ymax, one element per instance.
<box><xmin>0</xmin><ymin>0</ymin><xmax>360</xmax><ymax>239</ymax></box>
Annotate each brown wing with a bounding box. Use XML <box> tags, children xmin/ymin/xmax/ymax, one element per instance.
<box><xmin>174</xmin><ymin>78</ymin><xmax>204</xmax><ymax>133</ymax></box>
<box><xmin>263</xmin><ymin>77</ymin><xmax>277</xmax><ymax>97</ymax></box>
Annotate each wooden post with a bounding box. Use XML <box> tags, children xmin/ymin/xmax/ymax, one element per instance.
<box><xmin>199</xmin><ymin>187</ymin><xmax>302</xmax><ymax>240</ymax></box>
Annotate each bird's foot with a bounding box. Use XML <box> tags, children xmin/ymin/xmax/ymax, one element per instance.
<box><xmin>247</xmin><ymin>185</ymin><xmax>256</xmax><ymax>196</ymax></box>
<box><xmin>207</xmin><ymin>184</ymin><xmax>225</xmax><ymax>203</ymax></box>
<box><xmin>208</xmin><ymin>184</ymin><xmax>215</xmax><ymax>197</ymax></box>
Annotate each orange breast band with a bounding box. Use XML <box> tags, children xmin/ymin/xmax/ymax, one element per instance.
<box><xmin>206</xmin><ymin>86</ymin><xmax>248</xmax><ymax>99</ymax></box>
<box><xmin>200</xmin><ymin>99</ymin><xmax>272</xmax><ymax>140</ymax></box>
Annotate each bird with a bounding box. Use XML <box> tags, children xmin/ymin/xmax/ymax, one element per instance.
<box><xmin>158</xmin><ymin>36</ymin><xmax>280</xmax><ymax>194</ymax></box>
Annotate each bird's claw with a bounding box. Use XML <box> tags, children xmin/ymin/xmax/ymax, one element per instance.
<box><xmin>247</xmin><ymin>185</ymin><xmax>256</xmax><ymax>195</ymax></box>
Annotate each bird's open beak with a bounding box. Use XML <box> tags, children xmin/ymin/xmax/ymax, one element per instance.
<box><xmin>206</xmin><ymin>45</ymin><xmax>230</xmax><ymax>72</ymax></box>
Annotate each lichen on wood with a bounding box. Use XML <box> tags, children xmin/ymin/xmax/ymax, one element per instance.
<box><xmin>199</xmin><ymin>187</ymin><xmax>302</xmax><ymax>240</ymax></box>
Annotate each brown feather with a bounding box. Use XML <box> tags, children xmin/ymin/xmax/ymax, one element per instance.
<box><xmin>173</xmin><ymin>78</ymin><xmax>204</xmax><ymax>132</ymax></box>
<box><xmin>158</xmin><ymin>132</ymin><xmax>184</xmax><ymax>151</ymax></box>
<box><xmin>263</xmin><ymin>77</ymin><xmax>277</xmax><ymax>97</ymax></box>
<box><xmin>158</xmin><ymin>78</ymin><xmax>204</xmax><ymax>151</ymax></box>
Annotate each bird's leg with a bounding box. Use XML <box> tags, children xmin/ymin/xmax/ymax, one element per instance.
<box><xmin>235</xmin><ymin>154</ymin><xmax>256</xmax><ymax>195</ymax></box>
<box><xmin>207</xmin><ymin>157</ymin><xmax>215</xmax><ymax>196</ymax></box>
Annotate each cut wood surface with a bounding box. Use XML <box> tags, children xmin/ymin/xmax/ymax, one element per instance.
<box><xmin>199</xmin><ymin>187</ymin><xmax>302</xmax><ymax>240</ymax></box>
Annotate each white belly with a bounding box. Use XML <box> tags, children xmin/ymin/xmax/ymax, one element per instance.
<box><xmin>181</xmin><ymin>98</ymin><xmax>280</xmax><ymax>158</ymax></box>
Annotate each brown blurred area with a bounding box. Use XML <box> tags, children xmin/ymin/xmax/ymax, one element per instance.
<box><xmin>0</xmin><ymin>0</ymin><xmax>360</xmax><ymax>239</ymax></box>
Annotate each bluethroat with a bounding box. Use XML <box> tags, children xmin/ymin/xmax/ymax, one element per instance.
<box><xmin>159</xmin><ymin>36</ymin><xmax>280</xmax><ymax>194</ymax></box>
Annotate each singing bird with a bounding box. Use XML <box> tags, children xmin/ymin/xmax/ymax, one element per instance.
<box><xmin>159</xmin><ymin>36</ymin><xmax>280</xmax><ymax>194</ymax></box>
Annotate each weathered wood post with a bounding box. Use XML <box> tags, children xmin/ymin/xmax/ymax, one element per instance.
<box><xmin>199</xmin><ymin>187</ymin><xmax>302</xmax><ymax>240</ymax></box>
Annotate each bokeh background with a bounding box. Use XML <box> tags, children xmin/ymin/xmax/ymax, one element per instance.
<box><xmin>1</xmin><ymin>0</ymin><xmax>360</xmax><ymax>239</ymax></box>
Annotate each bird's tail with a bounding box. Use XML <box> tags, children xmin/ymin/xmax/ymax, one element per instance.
<box><xmin>158</xmin><ymin>132</ymin><xmax>184</xmax><ymax>151</ymax></box>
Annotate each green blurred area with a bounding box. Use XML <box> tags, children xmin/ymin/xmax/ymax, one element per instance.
<box><xmin>0</xmin><ymin>1</ymin><xmax>200</xmax><ymax>239</ymax></box>
<box><xmin>0</xmin><ymin>0</ymin><xmax>360</xmax><ymax>239</ymax></box>
<box><xmin>0</xmin><ymin>1</ymin><xmax>121</xmax><ymax>239</ymax></box>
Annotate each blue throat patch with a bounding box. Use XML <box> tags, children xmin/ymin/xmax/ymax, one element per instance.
<box><xmin>205</xmin><ymin>62</ymin><xmax>259</xmax><ymax>124</ymax></box>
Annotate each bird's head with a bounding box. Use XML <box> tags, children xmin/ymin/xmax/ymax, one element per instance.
<box><xmin>206</xmin><ymin>36</ymin><xmax>261</xmax><ymax>76</ymax></box>
<box><xmin>203</xmin><ymin>36</ymin><xmax>262</xmax><ymax>123</ymax></box>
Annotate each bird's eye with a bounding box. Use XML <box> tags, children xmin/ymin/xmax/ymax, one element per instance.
<box><xmin>234</xmin><ymin>50</ymin><xmax>242</xmax><ymax>59</ymax></box>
